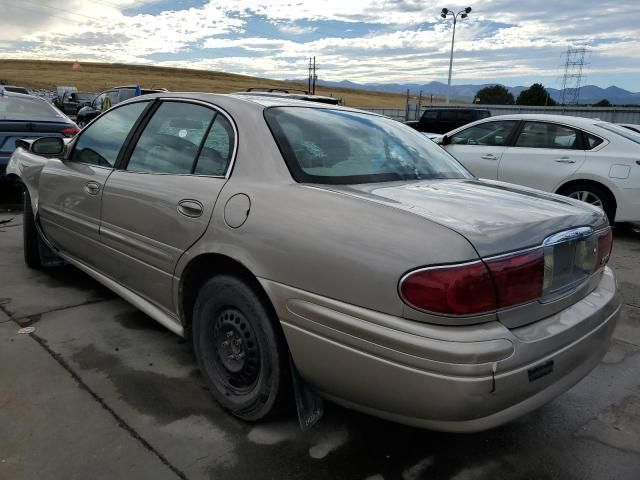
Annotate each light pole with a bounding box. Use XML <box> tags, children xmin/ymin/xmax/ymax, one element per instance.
<box><xmin>441</xmin><ymin>6</ymin><xmax>472</xmax><ymax>104</ymax></box>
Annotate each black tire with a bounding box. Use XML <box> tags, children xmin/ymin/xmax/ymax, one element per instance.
<box><xmin>192</xmin><ymin>275</ymin><xmax>290</xmax><ymax>421</ymax></box>
<box><xmin>22</xmin><ymin>189</ymin><xmax>42</xmax><ymax>269</ymax></box>
<box><xmin>558</xmin><ymin>183</ymin><xmax>616</xmax><ymax>224</ymax></box>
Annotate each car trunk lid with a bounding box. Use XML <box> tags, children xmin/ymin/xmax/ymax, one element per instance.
<box><xmin>317</xmin><ymin>178</ymin><xmax>607</xmax><ymax>258</ymax></box>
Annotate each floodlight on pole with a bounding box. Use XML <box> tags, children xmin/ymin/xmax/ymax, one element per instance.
<box><xmin>440</xmin><ymin>6</ymin><xmax>472</xmax><ymax>104</ymax></box>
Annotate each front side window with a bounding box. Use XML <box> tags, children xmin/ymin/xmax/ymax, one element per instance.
<box><xmin>440</xmin><ymin>110</ymin><xmax>456</xmax><ymax>122</ymax></box>
<box><xmin>265</xmin><ymin>107</ymin><xmax>472</xmax><ymax>184</ymax></box>
<box><xmin>70</xmin><ymin>101</ymin><xmax>149</xmax><ymax>167</ymax></box>
<box><xmin>514</xmin><ymin>122</ymin><xmax>580</xmax><ymax>149</ymax></box>
<box><xmin>93</xmin><ymin>93</ymin><xmax>106</xmax><ymax>110</ymax></box>
<box><xmin>450</xmin><ymin>120</ymin><xmax>518</xmax><ymax>146</ymax></box>
<box><xmin>127</xmin><ymin>102</ymin><xmax>215</xmax><ymax>174</ymax></box>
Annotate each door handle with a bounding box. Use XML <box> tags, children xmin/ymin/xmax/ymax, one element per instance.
<box><xmin>554</xmin><ymin>157</ymin><xmax>576</xmax><ymax>164</ymax></box>
<box><xmin>481</xmin><ymin>154</ymin><xmax>497</xmax><ymax>160</ymax></box>
<box><xmin>177</xmin><ymin>199</ymin><xmax>203</xmax><ymax>218</ymax></box>
<box><xmin>84</xmin><ymin>181</ymin><xmax>101</xmax><ymax>195</ymax></box>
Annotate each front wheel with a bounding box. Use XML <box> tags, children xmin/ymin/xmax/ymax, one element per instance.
<box><xmin>559</xmin><ymin>183</ymin><xmax>615</xmax><ymax>224</ymax></box>
<box><xmin>192</xmin><ymin>275</ymin><xmax>291</xmax><ymax>421</ymax></box>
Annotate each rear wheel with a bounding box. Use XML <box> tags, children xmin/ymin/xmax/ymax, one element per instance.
<box><xmin>559</xmin><ymin>183</ymin><xmax>615</xmax><ymax>223</ymax></box>
<box><xmin>192</xmin><ymin>275</ymin><xmax>290</xmax><ymax>421</ymax></box>
<box><xmin>22</xmin><ymin>189</ymin><xmax>42</xmax><ymax>269</ymax></box>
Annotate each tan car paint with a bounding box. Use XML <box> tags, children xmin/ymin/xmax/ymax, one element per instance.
<box><xmin>6</xmin><ymin>93</ymin><xmax>621</xmax><ymax>431</ymax></box>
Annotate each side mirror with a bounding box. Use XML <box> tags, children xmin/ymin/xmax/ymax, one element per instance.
<box><xmin>441</xmin><ymin>135</ymin><xmax>451</xmax><ymax>145</ymax></box>
<box><xmin>32</xmin><ymin>137</ymin><xmax>64</xmax><ymax>156</ymax></box>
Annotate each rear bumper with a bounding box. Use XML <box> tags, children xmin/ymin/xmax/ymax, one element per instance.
<box><xmin>263</xmin><ymin>267</ymin><xmax>620</xmax><ymax>432</ymax></box>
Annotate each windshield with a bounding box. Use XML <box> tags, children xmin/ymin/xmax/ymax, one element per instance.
<box><xmin>596</xmin><ymin>122</ymin><xmax>640</xmax><ymax>145</ymax></box>
<box><xmin>0</xmin><ymin>95</ymin><xmax>63</xmax><ymax>120</ymax></box>
<box><xmin>265</xmin><ymin>107</ymin><xmax>472</xmax><ymax>184</ymax></box>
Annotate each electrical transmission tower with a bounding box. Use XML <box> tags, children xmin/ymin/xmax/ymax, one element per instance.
<box><xmin>560</xmin><ymin>47</ymin><xmax>588</xmax><ymax>105</ymax></box>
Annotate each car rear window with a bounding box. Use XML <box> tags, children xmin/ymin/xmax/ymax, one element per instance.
<box><xmin>265</xmin><ymin>107</ymin><xmax>472</xmax><ymax>184</ymax></box>
<box><xmin>0</xmin><ymin>95</ymin><xmax>63</xmax><ymax>120</ymax></box>
<box><xmin>596</xmin><ymin>122</ymin><xmax>640</xmax><ymax>145</ymax></box>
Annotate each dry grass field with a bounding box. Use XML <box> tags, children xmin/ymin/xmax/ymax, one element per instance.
<box><xmin>0</xmin><ymin>59</ymin><xmax>446</xmax><ymax>108</ymax></box>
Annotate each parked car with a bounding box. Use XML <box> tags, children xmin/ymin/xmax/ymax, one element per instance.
<box><xmin>59</xmin><ymin>91</ymin><xmax>97</xmax><ymax>116</ymax></box>
<box><xmin>7</xmin><ymin>93</ymin><xmax>619</xmax><ymax>432</ymax></box>
<box><xmin>0</xmin><ymin>91</ymin><xmax>79</xmax><ymax>176</ymax></box>
<box><xmin>234</xmin><ymin>88</ymin><xmax>342</xmax><ymax>105</ymax></box>
<box><xmin>0</xmin><ymin>85</ymin><xmax>30</xmax><ymax>95</ymax></box>
<box><xmin>406</xmin><ymin>107</ymin><xmax>491</xmax><ymax>134</ymax></box>
<box><xmin>435</xmin><ymin>114</ymin><xmax>640</xmax><ymax>224</ymax></box>
<box><xmin>76</xmin><ymin>85</ymin><xmax>166</xmax><ymax>127</ymax></box>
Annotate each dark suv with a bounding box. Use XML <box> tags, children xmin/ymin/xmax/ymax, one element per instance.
<box><xmin>405</xmin><ymin>107</ymin><xmax>491</xmax><ymax>134</ymax></box>
<box><xmin>76</xmin><ymin>85</ymin><xmax>166</xmax><ymax>127</ymax></box>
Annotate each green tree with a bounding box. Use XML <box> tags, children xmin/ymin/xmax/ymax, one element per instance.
<box><xmin>594</xmin><ymin>99</ymin><xmax>611</xmax><ymax>107</ymax></box>
<box><xmin>475</xmin><ymin>85</ymin><xmax>515</xmax><ymax>105</ymax></box>
<box><xmin>516</xmin><ymin>83</ymin><xmax>557</xmax><ymax>106</ymax></box>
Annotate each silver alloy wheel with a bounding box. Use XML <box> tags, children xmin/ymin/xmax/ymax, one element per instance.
<box><xmin>568</xmin><ymin>190</ymin><xmax>603</xmax><ymax>208</ymax></box>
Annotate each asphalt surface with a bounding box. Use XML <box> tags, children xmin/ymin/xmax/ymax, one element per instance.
<box><xmin>1</xmin><ymin>207</ymin><xmax>639</xmax><ymax>480</ymax></box>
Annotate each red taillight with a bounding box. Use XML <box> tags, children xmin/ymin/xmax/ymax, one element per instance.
<box><xmin>400</xmin><ymin>250</ymin><xmax>544</xmax><ymax>316</ymax></box>
<box><xmin>597</xmin><ymin>227</ymin><xmax>613</xmax><ymax>267</ymax></box>
<box><xmin>486</xmin><ymin>250</ymin><xmax>544</xmax><ymax>308</ymax></box>
<box><xmin>400</xmin><ymin>261</ymin><xmax>497</xmax><ymax>315</ymax></box>
<box><xmin>61</xmin><ymin>127</ymin><xmax>80</xmax><ymax>136</ymax></box>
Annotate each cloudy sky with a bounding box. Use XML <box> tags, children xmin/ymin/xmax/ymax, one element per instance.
<box><xmin>1</xmin><ymin>0</ymin><xmax>639</xmax><ymax>90</ymax></box>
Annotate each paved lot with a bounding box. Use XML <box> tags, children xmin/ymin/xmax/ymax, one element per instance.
<box><xmin>1</xmin><ymin>210</ymin><xmax>639</xmax><ymax>480</ymax></box>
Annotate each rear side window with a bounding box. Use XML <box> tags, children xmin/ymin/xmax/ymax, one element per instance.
<box><xmin>127</xmin><ymin>102</ymin><xmax>215</xmax><ymax>174</ymax></box>
<box><xmin>584</xmin><ymin>133</ymin><xmax>604</xmax><ymax>150</ymax></box>
<box><xmin>118</xmin><ymin>89</ymin><xmax>136</xmax><ymax>102</ymax></box>
<box><xmin>71</xmin><ymin>101</ymin><xmax>149</xmax><ymax>167</ymax></box>
<box><xmin>194</xmin><ymin>114</ymin><xmax>234</xmax><ymax>176</ymax></box>
<box><xmin>421</xmin><ymin>110</ymin><xmax>438</xmax><ymax>121</ymax></box>
<box><xmin>457</xmin><ymin>110</ymin><xmax>476</xmax><ymax>124</ymax></box>
<box><xmin>514</xmin><ymin>122</ymin><xmax>581</xmax><ymax>149</ymax></box>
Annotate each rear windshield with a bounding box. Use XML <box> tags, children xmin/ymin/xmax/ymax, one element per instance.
<box><xmin>0</xmin><ymin>95</ymin><xmax>63</xmax><ymax>120</ymax></box>
<box><xmin>596</xmin><ymin>122</ymin><xmax>640</xmax><ymax>145</ymax></box>
<box><xmin>265</xmin><ymin>107</ymin><xmax>472</xmax><ymax>184</ymax></box>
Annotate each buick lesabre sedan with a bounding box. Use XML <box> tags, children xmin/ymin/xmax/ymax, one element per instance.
<box><xmin>7</xmin><ymin>93</ymin><xmax>620</xmax><ymax>432</ymax></box>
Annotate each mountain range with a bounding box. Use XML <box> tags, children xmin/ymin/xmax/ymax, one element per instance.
<box><xmin>293</xmin><ymin>79</ymin><xmax>640</xmax><ymax>105</ymax></box>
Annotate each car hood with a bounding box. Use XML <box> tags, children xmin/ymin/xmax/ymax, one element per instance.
<box><xmin>316</xmin><ymin>179</ymin><xmax>607</xmax><ymax>257</ymax></box>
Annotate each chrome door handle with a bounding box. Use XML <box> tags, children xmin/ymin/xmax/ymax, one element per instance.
<box><xmin>177</xmin><ymin>199</ymin><xmax>203</xmax><ymax>218</ymax></box>
<box><xmin>84</xmin><ymin>181</ymin><xmax>101</xmax><ymax>195</ymax></box>
<box><xmin>554</xmin><ymin>157</ymin><xmax>576</xmax><ymax>164</ymax></box>
<box><xmin>481</xmin><ymin>154</ymin><xmax>497</xmax><ymax>160</ymax></box>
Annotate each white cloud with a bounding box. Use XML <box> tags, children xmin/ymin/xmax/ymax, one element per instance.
<box><xmin>1</xmin><ymin>0</ymin><xmax>638</xmax><ymax>88</ymax></box>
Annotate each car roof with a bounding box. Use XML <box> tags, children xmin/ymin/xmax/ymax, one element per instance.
<box><xmin>0</xmin><ymin>90</ymin><xmax>44</xmax><ymax>100</ymax></box>
<box><xmin>122</xmin><ymin>91</ymin><xmax>378</xmax><ymax>116</ymax></box>
<box><xmin>233</xmin><ymin>91</ymin><xmax>340</xmax><ymax>104</ymax></box>
<box><xmin>481</xmin><ymin>113</ymin><xmax>603</xmax><ymax>127</ymax></box>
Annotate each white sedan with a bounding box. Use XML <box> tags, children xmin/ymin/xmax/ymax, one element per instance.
<box><xmin>435</xmin><ymin>114</ymin><xmax>640</xmax><ymax>223</ymax></box>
